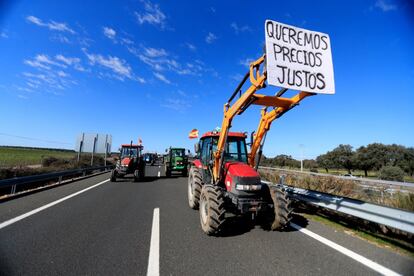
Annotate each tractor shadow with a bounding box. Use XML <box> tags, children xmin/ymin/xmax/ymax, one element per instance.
<box><xmin>112</xmin><ymin>175</ymin><xmax>183</xmax><ymax>183</ymax></box>
<box><xmin>219</xmin><ymin>212</ymin><xmax>309</xmax><ymax>237</ymax></box>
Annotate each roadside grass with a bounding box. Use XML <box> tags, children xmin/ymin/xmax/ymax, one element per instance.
<box><xmin>301</xmin><ymin>212</ymin><xmax>414</xmax><ymax>258</ymax></box>
<box><xmin>259</xmin><ymin>169</ymin><xmax>414</xmax><ymax>211</ymax></box>
<box><xmin>268</xmin><ymin>166</ymin><xmax>414</xmax><ymax>183</ymax></box>
<box><xmin>0</xmin><ymin>147</ymin><xmax>76</xmax><ymax>167</ymax></box>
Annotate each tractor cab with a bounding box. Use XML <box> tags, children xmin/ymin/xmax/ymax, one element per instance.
<box><xmin>119</xmin><ymin>144</ymin><xmax>143</xmax><ymax>166</ymax></box>
<box><xmin>195</xmin><ymin>131</ymin><xmax>261</xmax><ymax>193</ymax></box>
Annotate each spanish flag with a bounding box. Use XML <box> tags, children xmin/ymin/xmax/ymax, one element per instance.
<box><xmin>189</xmin><ymin>129</ymin><xmax>198</xmax><ymax>139</ymax></box>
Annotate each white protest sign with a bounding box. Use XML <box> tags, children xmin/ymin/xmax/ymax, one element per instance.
<box><xmin>265</xmin><ymin>20</ymin><xmax>335</xmax><ymax>94</ymax></box>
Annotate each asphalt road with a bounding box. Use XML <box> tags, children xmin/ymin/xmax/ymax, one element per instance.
<box><xmin>0</xmin><ymin>164</ymin><xmax>413</xmax><ymax>275</ymax></box>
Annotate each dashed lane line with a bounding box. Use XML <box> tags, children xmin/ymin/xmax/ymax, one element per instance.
<box><xmin>147</xmin><ymin>208</ymin><xmax>160</xmax><ymax>276</ymax></box>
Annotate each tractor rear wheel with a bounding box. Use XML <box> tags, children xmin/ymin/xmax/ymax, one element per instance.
<box><xmin>134</xmin><ymin>169</ymin><xmax>144</xmax><ymax>182</ymax></box>
<box><xmin>188</xmin><ymin>167</ymin><xmax>202</xmax><ymax>209</ymax></box>
<box><xmin>268</xmin><ymin>186</ymin><xmax>292</xmax><ymax>230</ymax></box>
<box><xmin>199</xmin><ymin>185</ymin><xmax>226</xmax><ymax>235</ymax></box>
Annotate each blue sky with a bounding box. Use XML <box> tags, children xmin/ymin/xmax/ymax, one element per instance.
<box><xmin>0</xmin><ymin>0</ymin><xmax>413</xmax><ymax>159</ymax></box>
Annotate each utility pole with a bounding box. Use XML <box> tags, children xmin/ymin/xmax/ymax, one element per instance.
<box><xmin>299</xmin><ymin>144</ymin><xmax>304</xmax><ymax>172</ymax></box>
<box><xmin>104</xmin><ymin>134</ymin><xmax>108</xmax><ymax>167</ymax></box>
<box><xmin>91</xmin><ymin>134</ymin><xmax>98</xmax><ymax>166</ymax></box>
<box><xmin>77</xmin><ymin>133</ymin><xmax>84</xmax><ymax>164</ymax></box>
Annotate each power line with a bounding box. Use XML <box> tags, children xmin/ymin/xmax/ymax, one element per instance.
<box><xmin>0</xmin><ymin>132</ymin><xmax>72</xmax><ymax>145</ymax></box>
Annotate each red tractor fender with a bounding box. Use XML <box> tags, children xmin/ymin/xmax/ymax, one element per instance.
<box><xmin>192</xmin><ymin>159</ymin><xmax>203</xmax><ymax>169</ymax></box>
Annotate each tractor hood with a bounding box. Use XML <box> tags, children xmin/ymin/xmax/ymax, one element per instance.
<box><xmin>121</xmin><ymin>157</ymin><xmax>132</xmax><ymax>166</ymax></box>
<box><xmin>225</xmin><ymin>162</ymin><xmax>259</xmax><ymax>178</ymax></box>
<box><xmin>224</xmin><ymin>162</ymin><xmax>261</xmax><ymax>192</ymax></box>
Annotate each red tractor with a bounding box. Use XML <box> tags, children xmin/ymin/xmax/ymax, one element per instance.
<box><xmin>110</xmin><ymin>142</ymin><xmax>146</xmax><ymax>182</ymax></box>
<box><xmin>187</xmin><ymin>55</ymin><xmax>315</xmax><ymax>235</ymax></box>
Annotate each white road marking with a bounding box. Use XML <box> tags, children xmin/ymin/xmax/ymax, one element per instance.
<box><xmin>0</xmin><ymin>179</ymin><xmax>110</xmax><ymax>230</ymax></box>
<box><xmin>290</xmin><ymin>223</ymin><xmax>401</xmax><ymax>276</ymax></box>
<box><xmin>157</xmin><ymin>171</ymin><xmax>161</xmax><ymax>178</ymax></box>
<box><xmin>147</xmin><ymin>208</ymin><xmax>160</xmax><ymax>276</ymax></box>
<box><xmin>158</xmin><ymin>165</ymin><xmax>161</xmax><ymax>168</ymax></box>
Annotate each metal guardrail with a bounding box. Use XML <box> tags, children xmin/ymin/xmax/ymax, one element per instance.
<box><xmin>259</xmin><ymin>166</ymin><xmax>414</xmax><ymax>192</ymax></box>
<box><xmin>0</xmin><ymin>165</ymin><xmax>113</xmax><ymax>195</ymax></box>
<box><xmin>262</xmin><ymin>180</ymin><xmax>414</xmax><ymax>234</ymax></box>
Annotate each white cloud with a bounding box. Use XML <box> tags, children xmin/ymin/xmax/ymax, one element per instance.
<box><xmin>85</xmin><ymin>52</ymin><xmax>132</xmax><ymax>79</ymax></box>
<box><xmin>55</xmin><ymin>54</ymin><xmax>85</xmax><ymax>71</ymax></box>
<box><xmin>103</xmin><ymin>27</ymin><xmax>116</xmax><ymax>40</ymax></box>
<box><xmin>185</xmin><ymin>43</ymin><xmax>196</xmax><ymax>51</ymax></box>
<box><xmin>161</xmin><ymin>98</ymin><xmax>191</xmax><ymax>112</ymax></box>
<box><xmin>50</xmin><ymin>34</ymin><xmax>71</xmax><ymax>44</ymax></box>
<box><xmin>205</xmin><ymin>32</ymin><xmax>217</xmax><ymax>44</ymax></box>
<box><xmin>1</xmin><ymin>31</ymin><xmax>8</xmax><ymax>38</ymax></box>
<box><xmin>230</xmin><ymin>22</ymin><xmax>252</xmax><ymax>34</ymax></box>
<box><xmin>135</xmin><ymin>0</ymin><xmax>167</xmax><ymax>28</ymax></box>
<box><xmin>55</xmin><ymin>55</ymin><xmax>80</xmax><ymax>66</ymax></box>
<box><xmin>153</xmin><ymin>72</ymin><xmax>171</xmax><ymax>84</ymax></box>
<box><xmin>374</xmin><ymin>0</ymin><xmax>397</xmax><ymax>12</ymax></box>
<box><xmin>26</xmin><ymin>15</ymin><xmax>75</xmax><ymax>34</ymax></box>
<box><xmin>239</xmin><ymin>57</ymin><xmax>254</xmax><ymax>67</ymax></box>
<box><xmin>57</xmin><ymin>71</ymin><xmax>69</xmax><ymax>77</ymax></box>
<box><xmin>24</xmin><ymin>54</ymin><xmax>65</xmax><ymax>70</ymax></box>
<box><xmin>144</xmin><ymin>47</ymin><xmax>167</xmax><ymax>57</ymax></box>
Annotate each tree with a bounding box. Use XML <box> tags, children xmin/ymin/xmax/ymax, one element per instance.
<box><xmin>354</xmin><ymin>146</ymin><xmax>376</xmax><ymax>177</ymax></box>
<box><xmin>316</xmin><ymin>153</ymin><xmax>334</xmax><ymax>173</ymax></box>
<box><xmin>329</xmin><ymin>144</ymin><xmax>355</xmax><ymax>173</ymax></box>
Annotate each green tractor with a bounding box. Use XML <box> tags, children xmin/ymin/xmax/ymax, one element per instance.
<box><xmin>164</xmin><ymin>147</ymin><xmax>189</xmax><ymax>177</ymax></box>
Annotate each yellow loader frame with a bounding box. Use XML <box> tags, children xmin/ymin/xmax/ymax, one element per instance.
<box><xmin>213</xmin><ymin>55</ymin><xmax>315</xmax><ymax>183</ymax></box>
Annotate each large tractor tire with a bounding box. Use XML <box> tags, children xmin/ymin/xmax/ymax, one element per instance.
<box><xmin>268</xmin><ymin>186</ymin><xmax>292</xmax><ymax>230</ymax></box>
<box><xmin>110</xmin><ymin>170</ymin><xmax>117</xmax><ymax>182</ymax></box>
<box><xmin>188</xmin><ymin>167</ymin><xmax>202</xmax><ymax>209</ymax></box>
<box><xmin>165</xmin><ymin>166</ymin><xmax>171</xmax><ymax>177</ymax></box>
<box><xmin>182</xmin><ymin>168</ymin><xmax>188</xmax><ymax>177</ymax></box>
<box><xmin>199</xmin><ymin>185</ymin><xmax>226</xmax><ymax>236</ymax></box>
<box><xmin>133</xmin><ymin>168</ymin><xmax>145</xmax><ymax>182</ymax></box>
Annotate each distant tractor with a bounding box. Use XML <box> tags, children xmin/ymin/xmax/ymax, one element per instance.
<box><xmin>111</xmin><ymin>141</ymin><xmax>145</xmax><ymax>182</ymax></box>
<box><xmin>164</xmin><ymin>147</ymin><xmax>189</xmax><ymax>177</ymax></box>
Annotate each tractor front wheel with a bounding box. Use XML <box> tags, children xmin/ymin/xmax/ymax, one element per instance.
<box><xmin>110</xmin><ymin>170</ymin><xmax>117</xmax><ymax>182</ymax></box>
<box><xmin>188</xmin><ymin>167</ymin><xmax>202</xmax><ymax>209</ymax></box>
<box><xmin>268</xmin><ymin>186</ymin><xmax>292</xmax><ymax>230</ymax></box>
<box><xmin>199</xmin><ymin>185</ymin><xmax>226</xmax><ymax>236</ymax></box>
<box><xmin>165</xmin><ymin>167</ymin><xmax>171</xmax><ymax>177</ymax></box>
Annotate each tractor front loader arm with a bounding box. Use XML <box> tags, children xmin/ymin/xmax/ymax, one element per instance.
<box><xmin>213</xmin><ymin>55</ymin><xmax>314</xmax><ymax>183</ymax></box>
<box><xmin>248</xmin><ymin>91</ymin><xmax>314</xmax><ymax>167</ymax></box>
<box><xmin>213</xmin><ymin>56</ymin><xmax>266</xmax><ymax>183</ymax></box>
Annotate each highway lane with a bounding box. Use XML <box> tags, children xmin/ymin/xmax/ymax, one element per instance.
<box><xmin>0</xmin><ymin>164</ymin><xmax>413</xmax><ymax>275</ymax></box>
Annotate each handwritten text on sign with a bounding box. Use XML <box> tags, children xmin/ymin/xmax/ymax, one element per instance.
<box><xmin>265</xmin><ymin>20</ymin><xmax>335</xmax><ymax>94</ymax></box>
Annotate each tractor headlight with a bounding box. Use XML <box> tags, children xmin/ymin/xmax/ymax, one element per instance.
<box><xmin>235</xmin><ymin>184</ymin><xmax>262</xmax><ymax>191</ymax></box>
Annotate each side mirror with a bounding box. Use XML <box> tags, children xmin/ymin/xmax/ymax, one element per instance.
<box><xmin>165</xmin><ymin>149</ymin><xmax>168</xmax><ymax>153</ymax></box>
<box><xmin>194</xmin><ymin>143</ymin><xmax>200</xmax><ymax>154</ymax></box>
<box><xmin>188</xmin><ymin>149</ymin><xmax>190</xmax><ymax>154</ymax></box>
<box><xmin>250</xmin><ymin>131</ymin><xmax>256</xmax><ymax>146</ymax></box>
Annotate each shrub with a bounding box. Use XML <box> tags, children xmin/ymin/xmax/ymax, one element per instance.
<box><xmin>378</xmin><ymin>166</ymin><xmax>404</xmax><ymax>182</ymax></box>
<box><xmin>42</xmin><ymin>156</ymin><xmax>59</xmax><ymax>167</ymax></box>
<box><xmin>310</xmin><ymin>168</ymin><xmax>318</xmax><ymax>173</ymax></box>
